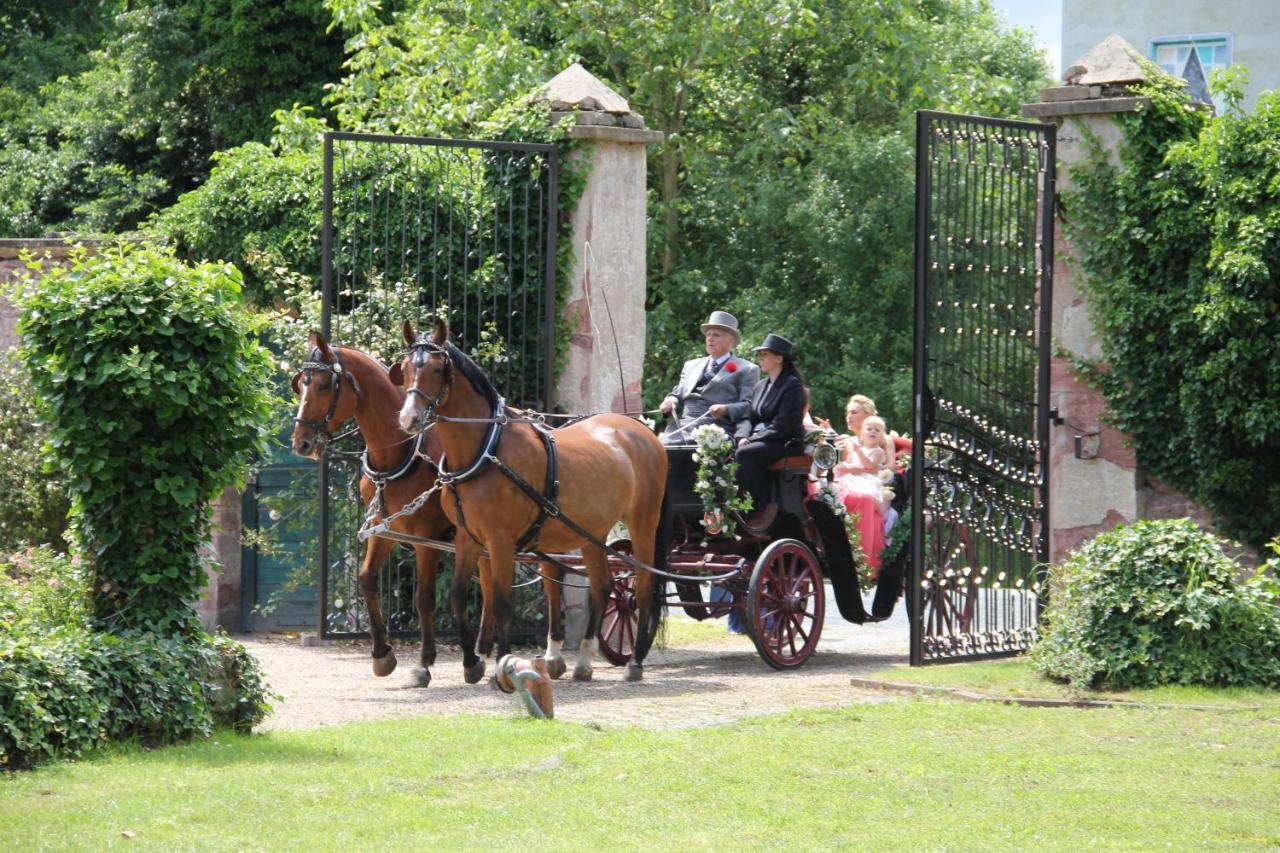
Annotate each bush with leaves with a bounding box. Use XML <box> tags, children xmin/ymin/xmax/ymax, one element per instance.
<box><xmin>1066</xmin><ymin>68</ymin><xmax>1280</xmax><ymax>549</ymax></box>
<box><xmin>15</xmin><ymin>242</ymin><xmax>275</xmax><ymax>635</ymax></box>
<box><xmin>0</xmin><ymin>548</ymin><xmax>272</xmax><ymax>769</ymax></box>
<box><xmin>0</xmin><ymin>351</ymin><xmax>69</xmax><ymax>549</ymax></box>
<box><xmin>1032</xmin><ymin>519</ymin><xmax>1280</xmax><ymax>690</ymax></box>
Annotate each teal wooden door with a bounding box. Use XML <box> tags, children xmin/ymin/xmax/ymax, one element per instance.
<box><xmin>241</xmin><ymin>454</ymin><xmax>319</xmax><ymax>631</ymax></box>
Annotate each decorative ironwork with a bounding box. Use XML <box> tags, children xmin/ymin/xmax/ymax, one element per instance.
<box><xmin>318</xmin><ymin>131</ymin><xmax>559</xmax><ymax>639</ymax></box>
<box><xmin>910</xmin><ymin>111</ymin><xmax>1054</xmax><ymax>665</ymax></box>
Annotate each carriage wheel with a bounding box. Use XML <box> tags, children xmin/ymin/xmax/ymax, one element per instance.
<box><xmin>921</xmin><ymin>517</ymin><xmax>979</xmax><ymax>637</ymax></box>
<box><xmin>597</xmin><ymin>539</ymin><xmax>658</xmax><ymax>666</ymax></box>
<box><xmin>746</xmin><ymin>539</ymin><xmax>825</xmax><ymax>670</ymax></box>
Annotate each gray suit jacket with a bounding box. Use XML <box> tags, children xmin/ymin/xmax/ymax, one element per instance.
<box><xmin>662</xmin><ymin>354</ymin><xmax>759</xmax><ymax>442</ymax></box>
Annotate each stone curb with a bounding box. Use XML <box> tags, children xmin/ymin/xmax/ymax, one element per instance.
<box><xmin>848</xmin><ymin>677</ymin><xmax>1264</xmax><ymax>712</ymax></box>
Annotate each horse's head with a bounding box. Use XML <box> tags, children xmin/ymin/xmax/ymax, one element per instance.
<box><xmin>395</xmin><ymin>319</ymin><xmax>453</xmax><ymax>435</ymax></box>
<box><xmin>291</xmin><ymin>330</ymin><xmax>361</xmax><ymax>458</ymax></box>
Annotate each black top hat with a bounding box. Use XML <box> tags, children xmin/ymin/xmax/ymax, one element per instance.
<box><xmin>752</xmin><ymin>332</ymin><xmax>794</xmax><ymax>358</ymax></box>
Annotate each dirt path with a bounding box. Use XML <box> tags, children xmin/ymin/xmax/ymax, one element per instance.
<box><xmin>241</xmin><ymin>595</ymin><xmax>911</xmax><ymax>732</ymax></box>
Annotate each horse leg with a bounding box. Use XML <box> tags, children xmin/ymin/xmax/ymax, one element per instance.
<box><xmin>410</xmin><ymin>543</ymin><xmax>441</xmax><ymax>688</ymax></box>
<box><xmin>573</xmin><ymin>545</ymin><xmax>610</xmax><ymax>682</ymax></box>
<box><xmin>624</xmin><ymin>517</ymin><xmax>662</xmax><ymax>684</ymax></box>
<box><xmin>359</xmin><ymin>535</ymin><xmax>398</xmax><ymax>676</ymax></box>
<box><xmin>451</xmin><ymin>535</ymin><xmax>485</xmax><ymax>684</ymax></box>
<box><xmin>488</xmin><ymin>551</ymin><xmax>517</xmax><ymax>666</ymax></box>
<box><xmin>476</xmin><ymin>554</ymin><xmax>497</xmax><ymax>659</ymax></box>
<box><xmin>540</xmin><ymin>559</ymin><xmax>568</xmax><ymax>679</ymax></box>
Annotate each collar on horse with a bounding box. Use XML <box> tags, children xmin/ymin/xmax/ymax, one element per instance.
<box><xmin>296</xmin><ymin>347</ymin><xmax>362</xmax><ymax>442</ymax></box>
<box><xmin>361</xmin><ymin>428</ymin><xmax>436</xmax><ymax>485</ymax></box>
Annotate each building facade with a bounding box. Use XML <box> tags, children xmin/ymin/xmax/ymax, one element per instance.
<box><xmin>1062</xmin><ymin>0</ymin><xmax>1279</xmax><ymax>108</ymax></box>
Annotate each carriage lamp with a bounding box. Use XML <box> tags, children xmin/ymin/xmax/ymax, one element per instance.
<box><xmin>812</xmin><ymin>429</ymin><xmax>841</xmax><ymax>472</ymax></box>
<box><xmin>1074</xmin><ymin>432</ymin><xmax>1100</xmax><ymax>460</ymax></box>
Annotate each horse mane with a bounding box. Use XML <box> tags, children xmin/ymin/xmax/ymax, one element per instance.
<box><xmin>445</xmin><ymin>341</ymin><xmax>500</xmax><ymax>412</ymax></box>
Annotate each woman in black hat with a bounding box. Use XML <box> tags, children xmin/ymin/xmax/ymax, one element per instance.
<box><xmin>734</xmin><ymin>332</ymin><xmax>806</xmax><ymax>530</ymax></box>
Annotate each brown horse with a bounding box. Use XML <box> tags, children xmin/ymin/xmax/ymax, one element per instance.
<box><xmin>290</xmin><ymin>331</ymin><xmax>454</xmax><ymax>687</ymax></box>
<box><xmin>396</xmin><ymin>319</ymin><xmax>668</xmax><ymax>682</ymax></box>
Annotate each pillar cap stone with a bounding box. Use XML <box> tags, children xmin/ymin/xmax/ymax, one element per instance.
<box><xmin>536</xmin><ymin>63</ymin><xmax>662</xmax><ymax>142</ymax></box>
<box><xmin>1065</xmin><ymin>33</ymin><xmax>1147</xmax><ymax>88</ymax></box>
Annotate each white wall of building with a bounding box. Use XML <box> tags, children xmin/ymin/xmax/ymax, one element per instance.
<box><xmin>1062</xmin><ymin>0</ymin><xmax>1279</xmax><ymax>108</ymax></box>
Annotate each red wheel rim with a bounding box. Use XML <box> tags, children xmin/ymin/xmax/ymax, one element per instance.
<box><xmin>750</xmin><ymin>541</ymin><xmax>824</xmax><ymax>669</ymax></box>
<box><xmin>598</xmin><ymin>572</ymin><xmax>639</xmax><ymax>665</ymax></box>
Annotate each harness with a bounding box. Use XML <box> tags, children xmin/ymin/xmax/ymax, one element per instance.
<box><xmin>295</xmin><ymin>348</ymin><xmax>361</xmax><ymax>446</ymax></box>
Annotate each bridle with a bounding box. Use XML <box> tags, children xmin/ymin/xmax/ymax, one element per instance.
<box><xmin>402</xmin><ymin>336</ymin><xmax>454</xmax><ymax>429</ymax></box>
<box><xmin>295</xmin><ymin>347</ymin><xmax>361</xmax><ymax>449</ymax></box>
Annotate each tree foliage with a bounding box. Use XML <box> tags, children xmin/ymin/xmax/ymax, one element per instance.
<box><xmin>1067</xmin><ymin>68</ymin><xmax>1280</xmax><ymax>548</ymax></box>
<box><xmin>0</xmin><ymin>0</ymin><xmax>342</xmax><ymax>236</ymax></box>
<box><xmin>15</xmin><ymin>243</ymin><xmax>275</xmax><ymax>634</ymax></box>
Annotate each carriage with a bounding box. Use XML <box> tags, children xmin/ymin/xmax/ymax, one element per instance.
<box><xmin>593</xmin><ymin>439</ymin><xmax>916</xmax><ymax>671</ymax></box>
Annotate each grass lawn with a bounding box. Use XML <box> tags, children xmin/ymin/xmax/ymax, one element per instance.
<box><xmin>866</xmin><ymin>658</ymin><xmax>1280</xmax><ymax>709</ymax></box>
<box><xmin>3</xmin><ymin>696</ymin><xmax>1278</xmax><ymax>849</ymax></box>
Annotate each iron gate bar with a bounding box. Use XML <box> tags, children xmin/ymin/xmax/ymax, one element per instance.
<box><xmin>910</xmin><ymin>110</ymin><xmax>1055</xmax><ymax>666</ymax></box>
<box><xmin>317</xmin><ymin>130</ymin><xmax>559</xmax><ymax>640</ymax></box>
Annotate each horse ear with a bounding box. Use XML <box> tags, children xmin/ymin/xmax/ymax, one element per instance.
<box><xmin>388</xmin><ymin>362</ymin><xmax>403</xmax><ymax>386</ymax></box>
<box><xmin>315</xmin><ymin>334</ymin><xmax>336</xmax><ymax>363</ymax></box>
<box><xmin>402</xmin><ymin>320</ymin><xmax>416</xmax><ymax>346</ymax></box>
<box><xmin>290</xmin><ymin>372</ymin><xmax>303</xmax><ymax>395</ymax></box>
<box><xmin>432</xmin><ymin>318</ymin><xmax>448</xmax><ymax>346</ymax></box>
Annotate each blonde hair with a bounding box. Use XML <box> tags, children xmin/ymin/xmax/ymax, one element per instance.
<box><xmin>845</xmin><ymin>394</ymin><xmax>877</xmax><ymax>416</ymax></box>
<box><xmin>860</xmin><ymin>415</ymin><xmax>895</xmax><ymax>466</ymax></box>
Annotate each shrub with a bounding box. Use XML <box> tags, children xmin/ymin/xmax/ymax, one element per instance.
<box><xmin>0</xmin><ymin>352</ymin><xmax>70</xmax><ymax>549</ymax></box>
<box><xmin>15</xmin><ymin>242</ymin><xmax>275</xmax><ymax>635</ymax></box>
<box><xmin>0</xmin><ymin>628</ymin><xmax>273</xmax><ymax>770</ymax></box>
<box><xmin>0</xmin><ymin>548</ymin><xmax>273</xmax><ymax>770</ymax></box>
<box><xmin>1032</xmin><ymin>519</ymin><xmax>1280</xmax><ymax>690</ymax></box>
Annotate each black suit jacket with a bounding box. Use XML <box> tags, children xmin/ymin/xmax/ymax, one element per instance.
<box><xmin>736</xmin><ymin>371</ymin><xmax>806</xmax><ymax>444</ymax></box>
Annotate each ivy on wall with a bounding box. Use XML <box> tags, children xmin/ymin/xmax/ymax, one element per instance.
<box><xmin>1065</xmin><ymin>68</ymin><xmax>1280</xmax><ymax>550</ymax></box>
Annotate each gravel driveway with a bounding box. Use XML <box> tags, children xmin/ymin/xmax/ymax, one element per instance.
<box><xmin>241</xmin><ymin>588</ymin><xmax>910</xmax><ymax>732</ymax></box>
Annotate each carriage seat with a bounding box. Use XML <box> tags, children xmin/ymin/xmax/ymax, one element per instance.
<box><xmin>767</xmin><ymin>454</ymin><xmax>813</xmax><ymax>472</ymax></box>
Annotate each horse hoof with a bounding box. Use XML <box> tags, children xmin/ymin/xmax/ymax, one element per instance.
<box><xmin>410</xmin><ymin>666</ymin><xmax>431</xmax><ymax>688</ymax></box>
<box><xmin>545</xmin><ymin>657</ymin><xmax>567</xmax><ymax>680</ymax></box>
<box><xmin>372</xmin><ymin>650</ymin><xmax>398</xmax><ymax>677</ymax></box>
<box><xmin>464</xmin><ymin>659</ymin><xmax>486</xmax><ymax>684</ymax></box>
<box><xmin>572</xmin><ymin>664</ymin><xmax>593</xmax><ymax>682</ymax></box>
<box><xmin>624</xmin><ymin>662</ymin><xmax>643</xmax><ymax>682</ymax></box>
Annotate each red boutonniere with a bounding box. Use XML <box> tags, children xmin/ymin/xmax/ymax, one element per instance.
<box><xmin>725</xmin><ymin>361</ymin><xmax>737</xmax><ymax>373</ymax></box>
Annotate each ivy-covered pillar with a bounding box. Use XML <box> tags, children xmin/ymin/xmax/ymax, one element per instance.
<box><xmin>536</xmin><ymin>65</ymin><xmax>663</xmax><ymax>648</ymax></box>
<box><xmin>1022</xmin><ymin>35</ymin><xmax>1151</xmax><ymax>563</ymax></box>
<box><xmin>541</xmin><ymin>64</ymin><xmax>663</xmax><ymax>415</ymax></box>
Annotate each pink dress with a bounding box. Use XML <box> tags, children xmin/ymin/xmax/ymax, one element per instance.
<box><xmin>835</xmin><ymin>444</ymin><xmax>887</xmax><ymax>572</ymax></box>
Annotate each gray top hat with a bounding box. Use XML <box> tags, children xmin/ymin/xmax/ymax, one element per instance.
<box><xmin>752</xmin><ymin>332</ymin><xmax>795</xmax><ymax>358</ymax></box>
<box><xmin>700</xmin><ymin>310</ymin><xmax>740</xmax><ymax>341</ymax></box>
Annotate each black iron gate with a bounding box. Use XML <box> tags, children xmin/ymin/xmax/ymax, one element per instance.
<box><xmin>318</xmin><ymin>131</ymin><xmax>559</xmax><ymax>638</ymax></box>
<box><xmin>910</xmin><ymin>111</ymin><xmax>1055</xmax><ymax>664</ymax></box>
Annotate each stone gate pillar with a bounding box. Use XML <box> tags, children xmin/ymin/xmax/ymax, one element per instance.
<box><xmin>541</xmin><ymin>64</ymin><xmax>663</xmax><ymax>415</ymax></box>
<box><xmin>537</xmin><ymin>65</ymin><xmax>663</xmax><ymax>648</ymax></box>
<box><xmin>1023</xmin><ymin>35</ymin><xmax>1228</xmax><ymax>563</ymax></box>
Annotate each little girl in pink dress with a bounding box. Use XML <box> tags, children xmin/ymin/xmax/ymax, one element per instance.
<box><xmin>835</xmin><ymin>416</ymin><xmax>891</xmax><ymax>575</ymax></box>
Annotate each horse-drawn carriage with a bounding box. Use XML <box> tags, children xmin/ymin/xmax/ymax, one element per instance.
<box><xmin>292</xmin><ymin>322</ymin><xmax>967</xmax><ymax>685</ymax></box>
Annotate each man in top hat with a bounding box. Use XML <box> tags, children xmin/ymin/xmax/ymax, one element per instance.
<box><xmin>659</xmin><ymin>310</ymin><xmax>759</xmax><ymax>445</ymax></box>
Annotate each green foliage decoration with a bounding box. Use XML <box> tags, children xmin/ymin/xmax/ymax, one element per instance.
<box><xmin>1065</xmin><ymin>66</ymin><xmax>1280</xmax><ymax>549</ymax></box>
<box><xmin>1031</xmin><ymin>519</ymin><xmax>1280</xmax><ymax>690</ymax></box>
<box><xmin>0</xmin><ymin>351</ymin><xmax>69</xmax><ymax>548</ymax></box>
<box><xmin>14</xmin><ymin>242</ymin><xmax>275</xmax><ymax>635</ymax></box>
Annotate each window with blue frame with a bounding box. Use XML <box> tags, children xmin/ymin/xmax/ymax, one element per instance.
<box><xmin>1150</xmin><ymin>34</ymin><xmax>1231</xmax><ymax>80</ymax></box>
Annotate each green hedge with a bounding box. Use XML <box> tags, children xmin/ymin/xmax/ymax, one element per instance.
<box><xmin>15</xmin><ymin>242</ymin><xmax>275</xmax><ymax>635</ymax></box>
<box><xmin>1032</xmin><ymin>520</ymin><xmax>1280</xmax><ymax>690</ymax></box>
<box><xmin>1</xmin><ymin>548</ymin><xmax>272</xmax><ymax>770</ymax></box>
<box><xmin>0</xmin><ymin>629</ymin><xmax>271</xmax><ymax>770</ymax></box>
